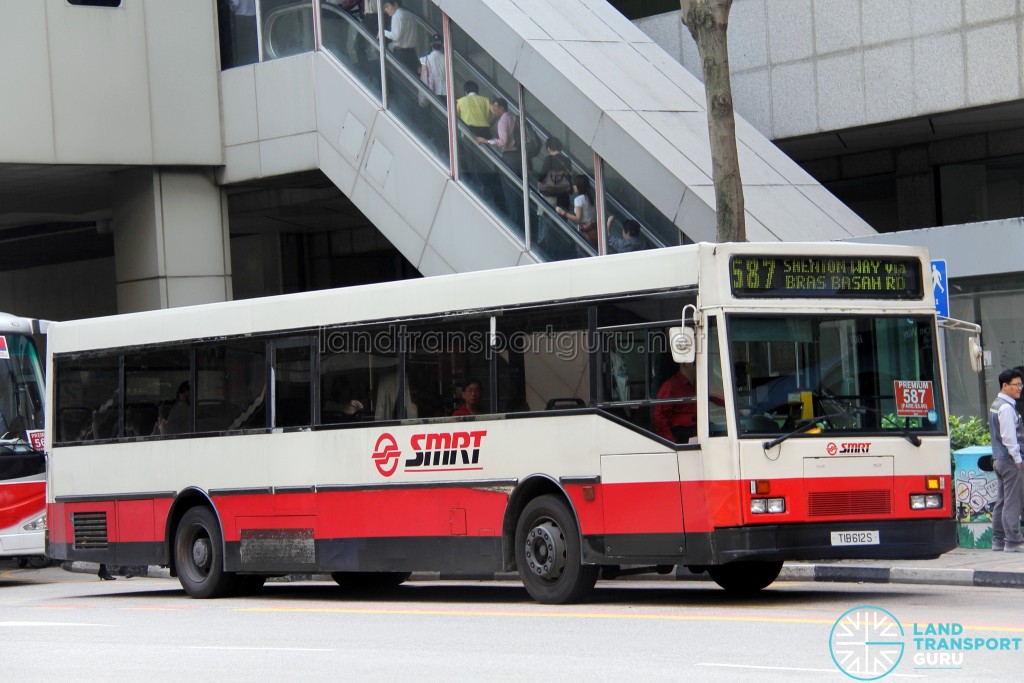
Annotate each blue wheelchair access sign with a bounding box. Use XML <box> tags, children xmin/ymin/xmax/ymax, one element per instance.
<box><xmin>931</xmin><ymin>259</ymin><xmax>948</xmax><ymax>318</ymax></box>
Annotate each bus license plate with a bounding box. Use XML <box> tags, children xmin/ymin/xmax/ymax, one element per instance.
<box><xmin>830</xmin><ymin>530</ymin><xmax>879</xmax><ymax>546</ymax></box>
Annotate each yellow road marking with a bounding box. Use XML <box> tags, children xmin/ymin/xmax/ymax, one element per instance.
<box><xmin>236</xmin><ymin>606</ymin><xmax>1024</xmax><ymax>634</ymax></box>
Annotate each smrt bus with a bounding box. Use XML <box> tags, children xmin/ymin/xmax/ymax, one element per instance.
<box><xmin>0</xmin><ymin>312</ymin><xmax>48</xmax><ymax>565</ymax></box>
<box><xmin>45</xmin><ymin>243</ymin><xmax>971</xmax><ymax>603</ymax></box>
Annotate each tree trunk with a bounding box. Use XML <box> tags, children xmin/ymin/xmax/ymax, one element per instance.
<box><xmin>681</xmin><ymin>0</ymin><xmax>745</xmax><ymax>242</ymax></box>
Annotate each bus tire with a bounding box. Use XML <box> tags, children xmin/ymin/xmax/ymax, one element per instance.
<box><xmin>174</xmin><ymin>507</ymin><xmax>233</xmax><ymax>599</ymax></box>
<box><xmin>330</xmin><ymin>571</ymin><xmax>412</xmax><ymax>591</ymax></box>
<box><xmin>515</xmin><ymin>494</ymin><xmax>598</xmax><ymax>604</ymax></box>
<box><xmin>707</xmin><ymin>560</ymin><xmax>783</xmax><ymax>594</ymax></box>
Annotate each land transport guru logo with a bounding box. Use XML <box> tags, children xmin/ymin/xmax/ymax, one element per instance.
<box><xmin>372</xmin><ymin>430</ymin><xmax>487</xmax><ymax>477</ymax></box>
<box><xmin>829</xmin><ymin>605</ymin><xmax>1022</xmax><ymax>679</ymax></box>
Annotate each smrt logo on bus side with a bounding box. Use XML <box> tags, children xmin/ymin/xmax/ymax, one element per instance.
<box><xmin>826</xmin><ymin>442</ymin><xmax>872</xmax><ymax>456</ymax></box>
<box><xmin>372</xmin><ymin>431</ymin><xmax>488</xmax><ymax>477</ymax></box>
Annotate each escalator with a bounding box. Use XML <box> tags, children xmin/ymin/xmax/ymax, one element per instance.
<box><xmin>231</xmin><ymin>0</ymin><xmax>874</xmax><ymax>274</ymax></box>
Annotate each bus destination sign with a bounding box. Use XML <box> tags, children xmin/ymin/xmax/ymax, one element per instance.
<box><xmin>730</xmin><ymin>255</ymin><xmax>924</xmax><ymax>299</ymax></box>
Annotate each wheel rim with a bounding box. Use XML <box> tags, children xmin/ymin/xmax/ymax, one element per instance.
<box><xmin>524</xmin><ymin>519</ymin><xmax>566</xmax><ymax>581</ymax></box>
<box><xmin>184</xmin><ymin>525</ymin><xmax>212</xmax><ymax>579</ymax></box>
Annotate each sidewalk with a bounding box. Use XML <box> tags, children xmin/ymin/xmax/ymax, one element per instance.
<box><xmin>781</xmin><ymin>547</ymin><xmax>1024</xmax><ymax>589</ymax></box>
<box><xmin>63</xmin><ymin>547</ymin><xmax>1024</xmax><ymax>589</ymax></box>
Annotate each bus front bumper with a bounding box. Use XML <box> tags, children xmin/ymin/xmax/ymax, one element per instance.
<box><xmin>712</xmin><ymin>518</ymin><xmax>957</xmax><ymax>564</ymax></box>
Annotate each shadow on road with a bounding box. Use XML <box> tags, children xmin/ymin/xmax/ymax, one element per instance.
<box><xmin>61</xmin><ymin>578</ymin><xmax>932</xmax><ymax>609</ymax></box>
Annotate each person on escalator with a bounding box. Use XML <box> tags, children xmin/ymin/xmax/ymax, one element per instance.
<box><xmin>556</xmin><ymin>175</ymin><xmax>597</xmax><ymax>248</ymax></box>
<box><xmin>605</xmin><ymin>215</ymin><xmax>646</xmax><ymax>254</ymax></box>
<box><xmin>419</xmin><ymin>35</ymin><xmax>447</xmax><ymax>102</ymax></box>
<box><xmin>363</xmin><ymin>0</ymin><xmax>380</xmax><ymax>38</ymax></box>
<box><xmin>477</xmin><ymin>97</ymin><xmax>523</xmax><ymax>226</ymax></box>
<box><xmin>383</xmin><ymin>1</ymin><xmax>418</xmax><ymax>73</ymax></box>
<box><xmin>457</xmin><ymin>81</ymin><xmax>491</xmax><ymax>139</ymax></box>
<box><xmin>537</xmin><ymin>137</ymin><xmax>572</xmax><ymax>212</ymax></box>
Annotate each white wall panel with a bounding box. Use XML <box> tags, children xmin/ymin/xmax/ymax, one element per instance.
<box><xmin>426</xmin><ymin>183</ymin><xmax>525</xmax><ymax>275</ymax></box>
<box><xmin>255</xmin><ymin>53</ymin><xmax>317</xmax><ymax>140</ymax></box>
<box><xmin>221</xmin><ymin>67</ymin><xmax>260</xmax><ymax>147</ymax></box>
<box><xmin>0</xmin><ymin>1</ymin><xmax>54</xmax><ymax>162</ymax></box>
<box><xmin>144</xmin><ymin>0</ymin><xmax>222</xmax><ymax>163</ymax></box>
<box><xmin>48</xmin><ymin>0</ymin><xmax>153</xmax><ymax>163</ymax></box>
<box><xmin>258</xmin><ymin>132</ymin><xmax>319</xmax><ymax>177</ymax></box>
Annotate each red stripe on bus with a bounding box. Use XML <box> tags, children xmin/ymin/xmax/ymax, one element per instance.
<box><xmin>47</xmin><ymin>473</ymin><xmax>953</xmax><ymax>546</ymax></box>
<box><xmin>0</xmin><ymin>482</ymin><xmax>44</xmax><ymax>529</ymax></box>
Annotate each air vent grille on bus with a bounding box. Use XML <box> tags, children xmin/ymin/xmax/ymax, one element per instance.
<box><xmin>807</xmin><ymin>490</ymin><xmax>891</xmax><ymax>517</ymax></box>
<box><xmin>72</xmin><ymin>512</ymin><xmax>109</xmax><ymax>549</ymax></box>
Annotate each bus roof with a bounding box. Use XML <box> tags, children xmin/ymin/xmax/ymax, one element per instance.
<box><xmin>47</xmin><ymin>242</ymin><xmax>932</xmax><ymax>354</ymax></box>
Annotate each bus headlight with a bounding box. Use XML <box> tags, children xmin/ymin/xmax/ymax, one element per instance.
<box><xmin>751</xmin><ymin>498</ymin><xmax>785</xmax><ymax>514</ymax></box>
<box><xmin>910</xmin><ymin>494</ymin><xmax>942</xmax><ymax>510</ymax></box>
<box><xmin>23</xmin><ymin>513</ymin><xmax>47</xmax><ymax>532</ymax></box>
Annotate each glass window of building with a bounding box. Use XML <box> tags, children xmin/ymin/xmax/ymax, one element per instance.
<box><xmin>319</xmin><ymin>0</ymin><xmax>384</xmax><ymax>98</ymax></box>
<box><xmin>523</xmin><ymin>88</ymin><xmax>594</xmax><ymax>261</ymax></box>
<box><xmin>260</xmin><ymin>0</ymin><xmax>314</xmax><ymax>62</ymax></box>
<box><xmin>601</xmin><ymin>159</ymin><xmax>680</xmax><ymax>251</ymax></box>
<box><xmin>449</xmin><ymin>20</ymin><xmax>524</xmax><ymax>236</ymax></box>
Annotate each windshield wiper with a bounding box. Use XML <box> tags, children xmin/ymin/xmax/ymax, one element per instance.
<box><xmin>762</xmin><ymin>414</ymin><xmax>842</xmax><ymax>450</ymax></box>
<box><xmin>816</xmin><ymin>386</ymin><xmax>924</xmax><ymax>448</ymax></box>
<box><xmin>853</xmin><ymin>405</ymin><xmax>922</xmax><ymax>448</ymax></box>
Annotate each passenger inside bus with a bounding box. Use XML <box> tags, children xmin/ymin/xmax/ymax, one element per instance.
<box><xmin>452</xmin><ymin>379</ymin><xmax>483</xmax><ymax>416</ymax></box>
<box><xmin>161</xmin><ymin>382</ymin><xmax>191</xmax><ymax>435</ymax></box>
<box><xmin>653</xmin><ymin>363</ymin><xmax>697</xmax><ymax>442</ymax></box>
<box><xmin>322</xmin><ymin>375</ymin><xmax>364</xmax><ymax>422</ymax></box>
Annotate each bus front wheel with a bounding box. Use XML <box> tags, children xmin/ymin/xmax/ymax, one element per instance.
<box><xmin>707</xmin><ymin>560</ymin><xmax>783</xmax><ymax>594</ymax></box>
<box><xmin>174</xmin><ymin>507</ymin><xmax>233</xmax><ymax>599</ymax></box>
<box><xmin>515</xmin><ymin>495</ymin><xmax>598</xmax><ymax>604</ymax></box>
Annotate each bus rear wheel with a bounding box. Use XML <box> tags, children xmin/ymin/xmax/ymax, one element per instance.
<box><xmin>515</xmin><ymin>495</ymin><xmax>598</xmax><ymax>604</ymax></box>
<box><xmin>707</xmin><ymin>560</ymin><xmax>783</xmax><ymax>594</ymax></box>
<box><xmin>174</xmin><ymin>507</ymin><xmax>233</xmax><ymax>599</ymax></box>
<box><xmin>330</xmin><ymin>571</ymin><xmax>412</xmax><ymax>591</ymax></box>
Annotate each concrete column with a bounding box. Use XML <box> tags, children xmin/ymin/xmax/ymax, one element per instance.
<box><xmin>111</xmin><ymin>168</ymin><xmax>232</xmax><ymax>313</ymax></box>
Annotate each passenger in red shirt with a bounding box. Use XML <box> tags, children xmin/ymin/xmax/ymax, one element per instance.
<box><xmin>452</xmin><ymin>379</ymin><xmax>483</xmax><ymax>416</ymax></box>
<box><xmin>654</xmin><ymin>364</ymin><xmax>697</xmax><ymax>442</ymax></box>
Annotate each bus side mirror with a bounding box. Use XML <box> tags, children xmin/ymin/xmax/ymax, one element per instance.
<box><xmin>669</xmin><ymin>327</ymin><xmax>696</xmax><ymax>364</ymax></box>
<box><xmin>968</xmin><ymin>336</ymin><xmax>983</xmax><ymax>373</ymax></box>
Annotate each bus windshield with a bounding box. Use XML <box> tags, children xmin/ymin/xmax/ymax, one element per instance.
<box><xmin>729</xmin><ymin>314</ymin><xmax>944</xmax><ymax>437</ymax></box>
<box><xmin>0</xmin><ymin>333</ymin><xmax>45</xmax><ymax>447</ymax></box>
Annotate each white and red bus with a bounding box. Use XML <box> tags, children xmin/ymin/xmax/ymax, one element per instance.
<box><xmin>45</xmin><ymin>243</ymin><xmax>964</xmax><ymax>603</ymax></box>
<box><xmin>0</xmin><ymin>312</ymin><xmax>48</xmax><ymax>565</ymax></box>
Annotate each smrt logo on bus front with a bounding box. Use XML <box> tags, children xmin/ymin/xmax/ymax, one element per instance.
<box><xmin>827</xmin><ymin>441</ymin><xmax>872</xmax><ymax>455</ymax></box>
<box><xmin>372</xmin><ymin>430</ymin><xmax>487</xmax><ymax>477</ymax></box>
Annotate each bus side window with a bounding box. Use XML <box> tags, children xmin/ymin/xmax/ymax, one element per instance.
<box><xmin>319</xmin><ymin>325</ymin><xmax>400</xmax><ymax>424</ymax></box>
<box><xmin>496</xmin><ymin>306</ymin><xmax>589</xmax><ymax>414</ymax></box>
<box><xmin>196</xmin><ymin>341</ymin><xmax>266</xmax><ymax>433</ymax></box>
<box><xmin>54</xmin><ymin>353</ymin><xmax>119</xmax><ymax>444</ymax></box>
<box><xmin>405</xmin><ymin>319</ymin><xmax>490</xmax><ymax>418</ymax></box>
<box><xmin>125</xmin><ymin>347</ymin><xmax>190</xmax><ymax>438</ymax></box>
<box><xmin>272</xmin><ymin>340</ymin><xmax>311</xmax><ymax>428</ymax></box>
